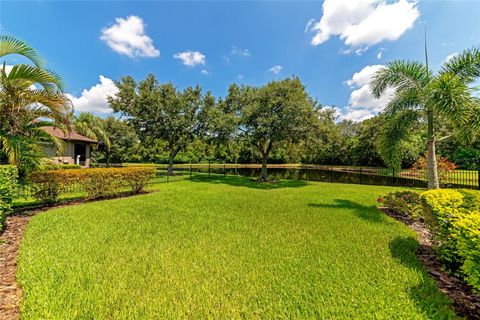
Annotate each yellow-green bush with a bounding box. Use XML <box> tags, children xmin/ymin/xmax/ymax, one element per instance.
<box><xmin>29</xmin><ymin>167</ymin><xmax>156</xmax><ymax>205</ymax></box>
<box><xmin>421</xmin><ymin>189</ymin><xmax>480</xmax><ymax>292</ymax></box>
<box><xmin>454</xmin><ymin>211</ymin><xmax>480</xmax><ymax>291</ymax></box>
<box><xmin>40</xmin><ymin>164</ymin><xmax>82</xmax><ymax>170</ymax></box>
<box><xmin>0</xmin><ymin>165</ymin><xmax>18</xmax><ymax>230</ymax></box>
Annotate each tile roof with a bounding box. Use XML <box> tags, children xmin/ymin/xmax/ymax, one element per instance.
<box><xmin>41</xmin><ymin>126</ymin><xmax>97</xmax><ymax>143</ymax></box>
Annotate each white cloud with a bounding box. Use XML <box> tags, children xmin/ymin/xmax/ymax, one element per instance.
<box><xmin>338</xmin><ymin>64</ymin><xmax>395</xmax><ymax>121</ymax></box>
<box><xmin>305</xmin><ymin>18</ymin><xmax>316</xmax><ymax>33</ymax></box>
<box><xmin>345</xmin><ymin>64</ymin><xmax>383</xmax><ymax>87</ymax></box>
<box><xmin>201</xmin><ymin>69</ymin><xmax>209</xmax><ymax>75</ymax></box>
<box><xmin>100</xmin><ymin>15</ymin><xmax>160</xmax><ymax>58</ymax></box>
<box><xmin>230</xmin><ymin>46</ymin><xmax>251</xmax><ymax>57</ymax></box>
<box><xmin>269</xmin><ymin>65</ymin><xmax>282</xmax><ymax>74</ymax></box>
<box><xmin>308</xmin><ymin>0</ymin><xmax>419</xmax><ymax>51</ymax></box>
<box><xmin>67</xmin><ymin>76</ymin><xmax>118</xmax><ymax>114</ymax></box>
<box><xmin>376</xmin><ymin>48</ymin><xmax>386</xmax><ymax>59</ymax></box>
<box><xmin>174</xmin><ymin>50</ymin><xmax>206</xmax><ymax>67</ymax></box>
<box><xmin>444</xmin><ymin>52</ymin><xmax>458</xmax><ymax>63</ymax></box>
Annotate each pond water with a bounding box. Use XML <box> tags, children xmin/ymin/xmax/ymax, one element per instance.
<box><xmin>185</xmin><ymin>167</ymin><xmax>429</xmax><ymax>188</ymax></box>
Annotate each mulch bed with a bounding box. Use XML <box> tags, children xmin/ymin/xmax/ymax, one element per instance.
<box><xmin>381</xmin><ymin>207</ymin><xmax>480</xmax><ymax>320</ymax></box>
<box><xmin>0</xmin><ymin>213</ymin><xmax>32</xmax><ymax>320</ymax></box>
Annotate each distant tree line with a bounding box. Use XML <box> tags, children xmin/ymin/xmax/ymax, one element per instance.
<box><xmin>85</xmin><ymin>95</ymin><xmax>479</xmax><ymax>171</ymax></box>
<box><xmin>1</xmin><ymin>35</ymin><xmax>478</xmax><ymax>185</ymax></box>
<box><xmin>76</xmin><ymin>73</ymin><xmax>478</xmax><ymax>179</ymax></box>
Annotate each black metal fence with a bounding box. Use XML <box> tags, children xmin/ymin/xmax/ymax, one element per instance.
<box><xmin>170</xmin><ymin>163</ymin><xmax>480</xmax><ymax>189</ymax></box>
<box><xmin>14</xmin><ymin>161</ymin><xmax>480</xmax><ymax>199</ymax></box>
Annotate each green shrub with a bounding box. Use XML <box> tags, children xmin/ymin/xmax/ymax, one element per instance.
<box><xmin>382</xmin><ymin>191</ymin><xmax>422</xmax><ymax>219</ymax></box>
<box><xmin>40</xmin><ymin>164</ymin><xmax>82</xmax><ymax>170</ymax></box>
<box><xmin>81</xmin><ymin>169</ymin><xmax>122</xmax><ymax>199</ymax></box>
<box><xmin>0</xmin><ymin>165</ymin><xmax>18</xmax><ymax>230</ymax></box>
<box><xmin>454</xmin><ymin>211</ymin><xmax>480</xmax><ymax>291</ymax></box>
<box><xmin>421</xmin><ymin>189</ymin><xmax>480</xmax><ymax>292</ymax></box>
<box><xmin>29</xmin><ymin>167</ymin><xmax>156</xmax><ymax>204</ymax></box>
<box><xmin>29</xmin><ymin>170</ymin><xmax>71</xmax><ymax>206</ymax></box>
<box><xmin>421</xmin><ymin>189</ymin><xmax>465</xmax><ymax>267</ymax></box>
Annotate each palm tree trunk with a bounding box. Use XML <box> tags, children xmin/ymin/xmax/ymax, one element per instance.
<box><xmin>427</xmin><ymin>110</ymin><xmax>439</xmax><ymax>189</ymax></box>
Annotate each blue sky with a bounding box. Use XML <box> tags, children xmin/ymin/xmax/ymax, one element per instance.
<box><xmin>1</xmin><ymin>0</ymin><xmax>479</xmax><ymax>121</ymax></box>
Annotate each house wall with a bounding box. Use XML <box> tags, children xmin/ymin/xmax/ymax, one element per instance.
<box><xmin>43</xmin><ymin>141</ymin><xmax>92</xmax><ymax>167</ymax></box>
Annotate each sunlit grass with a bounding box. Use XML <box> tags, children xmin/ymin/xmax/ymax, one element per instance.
<box><xmin>18</xmin><ymin>177</ymin><xmax>454</xmax><ymax>319</ymax></box>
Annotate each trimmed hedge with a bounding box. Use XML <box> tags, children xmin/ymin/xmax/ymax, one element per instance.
<box><xmin>0</xmin><ymin>165</ymin><xmax>18</xmax><ymax>230</ymax></box>
<box><xmin>382</xmin><ymin>188</ymin><xmax>480</xmax><ymax>292</ymax></box>
<box><xmin>40</xmin><ymin>164</ymin><xmax>82</xmax><ymax>170</ymax></box>
<box><xmin>29</xmin><ymin>167</ymin><xmax>156</xmax><ymax>205</ymax></box>
<box><xmin>421</xmin><ymin>189</ymin><xmax>480</xmax><ymax>292</ymax></box>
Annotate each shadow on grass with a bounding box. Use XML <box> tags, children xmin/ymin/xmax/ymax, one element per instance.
<box><xmin>389</xmin><ymin>237</ymin><xmax>455</xmax><ymax>319</ymax></box>
<box><xmin>188</xmin><ymin>174</ymin><xmax>308</xmax><ymax>190</ymax></box>
<box><xmin>308</xmin><ymin>199</ymin><xmax>387</xmax><ymax>224</ymax></box>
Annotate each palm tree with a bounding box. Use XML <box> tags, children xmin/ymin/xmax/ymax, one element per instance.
<box><xmin>74</xmin><ymin>112</ymin><xmax>111</xmax><ymax>164</ymax></box>
<box><xmin>0</xmin><ymin>36</ymin><xmax>43</xmax><ymax>67</ymax></box>
<box><xmin>0</xmin><ymin>36</ymin><xmax>72</xmax><ymax>173</ymax></box>
<box><xmin>371</xmin><ymin>46</ymin><xmax>480</xmax><ymax>189</ymax></box>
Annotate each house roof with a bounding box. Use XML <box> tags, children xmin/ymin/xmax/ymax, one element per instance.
<box><xmin>41</xmin><ymin>126</ymin><xmax>97</xmax><ymax>143</ymax></box>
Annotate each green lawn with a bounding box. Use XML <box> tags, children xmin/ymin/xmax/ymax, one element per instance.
<box><xmin>17</xmin><ymin>176</ymin><xmax>454</xmax><ymax>319</ymax></box>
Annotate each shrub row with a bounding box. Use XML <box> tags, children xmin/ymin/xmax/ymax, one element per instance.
<box><xmin>29</xmin><ymin>167</ymin><xmax>156</xmax><ymax>205</ymax></box>
<box><xmin>382</xmin><ymin>189</ymin><xmax>480</xmax><ymax>292</ymax></box>
<box><xmin>40</xmin><ymin>164</ymin><xmax>82</xmax><ymax>170</ymax></box>
<box><xmin>0</xmin><ymin>165</ymin><xmax>18</xmax><ymax>230</ymax></box>
<box><xmin>421</xmin><ymin>189</ymin><xmax>480</xmax><ymax>292</ymax></box>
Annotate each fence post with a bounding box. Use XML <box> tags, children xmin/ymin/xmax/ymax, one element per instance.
<box><xmin>208</xmin><ymin>162</ymin><xmax>211</xmax><ymax>179</ymax></box>
<box><xmin>224</xmin><ymin>163</ymin><xmax>226</xmax><ymax>177</ymax></box>
<box><xmin>167</xmin><ymin>166</ymin><xmax>170</xmax><ymax>182</ymax></box>
<box><xmin>190</xmin><ymin>164</ymin><xmax>192</xmax><ymax>180</ymax></box>
<box><xmin>305</xmin><ymin>165</ymin><xmax>308</xmax><ymax>181</ymax></box>
<box><xmin>392</xmin><ymin>168</ymin><xmax>396</xmax><ymax>186</ymax></box>
<box><xmin>477</xmin><ymin>159</ymin><xmax>480</xmax><ymax>190</ymax></box>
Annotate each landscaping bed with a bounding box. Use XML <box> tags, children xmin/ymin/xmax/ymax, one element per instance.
<box><xmin>381</xmin><ymin>207</ymin><xmax>480</xmax><ymax>319</ymax></box>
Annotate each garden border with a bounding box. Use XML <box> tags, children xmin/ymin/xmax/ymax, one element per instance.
<box><xmin>380</xmin><ymin>207</ymin><xmax>480</xmax><ymax>320</ymax></box>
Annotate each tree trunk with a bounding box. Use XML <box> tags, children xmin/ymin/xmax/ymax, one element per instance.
<box><xmin>167</xmin><ymin>152</ymin><xmax>174</xmax><ymax>176</ymax></box>
<box><xmin>427</xmin><ymin>109</ymin><xmax>439</xmax><ymax>189</ymax></box>
<box><xmin>261</xmin><ymin>155</ymin><xmax>268</xmax><ymax>180</ymax></box>
<box><xmin>106</xmin><ymin>153</ymin><xmax>111</xmax><ymax>167</ymax></box>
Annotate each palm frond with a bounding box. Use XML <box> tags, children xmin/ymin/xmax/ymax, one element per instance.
<box><xmin>378</xmin><ymin>109</ymin><xmax>420</xmax><ymax>169</ymax></box>
<box><xmin>0</xmin><ymin>134</ymin><xmax>21</xmax><ymax>165</ymax></box>
<box><xmin>427</xmin><ymin>72</ymin><xmax>476</xmax><ymax>125</ymax></box>
<box><xmin>6</xmin><ymin>64</ymin><xmax>64</xmax><ymax>90</ymax></box>
<box><xmin>384</xmin><ymin>88</ymin><xmax>422</xmax><ymax>116</ymax></box>
<box><xmin>30</xmin><ymin>126</ymin><xmax>66</xmax><ymax>154</ymax></box>
<box><xmin>441</xmin><ymin>46</ymin><xmax>480</xmax><ymax>83</ymax></box>
<box><xmin>0</xmin><ymin>36</ymin><xmax>43</xmax><ymax>67</ymax></box>
<box><xmin>370</xmin><ymin>60</ymin><xmax>429</xmax><ymax>98</ymax></box>
<box><xmin>74</xmin><ymin>112</ymin><xmax>111</xmax><ymax>151</ymax></box>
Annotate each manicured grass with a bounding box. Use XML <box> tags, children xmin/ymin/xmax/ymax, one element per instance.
<box><xmin>18</xmin><ymin>177</ymin><xmax>454</xmax><ymax>319</ymax></box>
